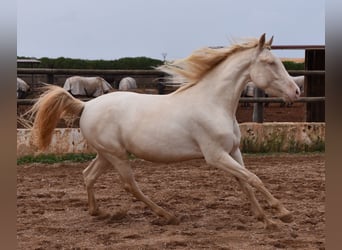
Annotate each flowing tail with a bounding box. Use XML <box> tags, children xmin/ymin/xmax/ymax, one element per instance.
<box><xmin>29</xmin><ymin>85</ymin><xmax>85</xmax><ymax>150</ymax></box>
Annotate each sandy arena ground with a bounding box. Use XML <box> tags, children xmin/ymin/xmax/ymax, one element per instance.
<box><xmin>17</xmin><ymin>153</ymin><xmax>324</xmax><ymax>249</ymax></box>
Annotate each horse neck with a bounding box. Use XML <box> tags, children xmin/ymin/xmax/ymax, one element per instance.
<box><xmin>191</xmin><ymin>49</ymin><xmax>256</xmax><ymax>116</ymax></box>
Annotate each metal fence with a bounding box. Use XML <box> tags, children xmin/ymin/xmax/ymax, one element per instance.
<box><xmin>17</xmin><ymin>45</ymin><xmax>325</xmax><ymax>122</ymax></box>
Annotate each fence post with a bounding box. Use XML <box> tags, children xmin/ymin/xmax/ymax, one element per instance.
<box><xmin>252</xmin><ymin>88</ymin><xmax>265</xmax><ymax>123</ymax></box>
<box><xmin>47</xmin><ymin>73</ymin><xmax>54</xmax><ymax>84</ymax></box>
<box><xmin>305</xmin><ymin>49</ymin><xmax>325</xmax><ymax>122</ymax></box>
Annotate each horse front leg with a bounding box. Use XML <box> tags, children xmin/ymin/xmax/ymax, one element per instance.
<box><xmin>231</xmin><ymin>150</ymin><xmax>293</xmax><ymax>223</ymax></box>
<box><xmin>230</xmin><ymin>149</ymin><xmax>271</xmax><ymax>221</ymax></box>
<box><xmin>205</xmin><ymin>150</ymin><xmax>292</xmax><ymax>229</ymax></box>
<box><xmin>232</xmin><ymin>152</ymin><xmax>293</xmax><ymax>224</ymax></box>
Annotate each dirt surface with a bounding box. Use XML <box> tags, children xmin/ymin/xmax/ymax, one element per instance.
<box><xmin>17</xmin><ymin>153</ymin><xmax>324</xmax><ymax>249</ymax></box>
<box><xmin>236</xmin><ymin>102</ymin><xmax>306</xmax><ymax>123</ymax></box>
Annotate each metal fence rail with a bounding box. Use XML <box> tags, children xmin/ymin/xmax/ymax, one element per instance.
<box><xmin>17</xmin><ymin>68</ymin><xmax>163</xmax><ymax>76</ymax></box>
<box><xmin>17</xmin><ymin>44</ymin><xmax>325</xmax><ymax>122</ymax></box>
<box><xmin>17</xmin><ymin>96</ymin><xmax>326</xmax><ymax>106</ymax></box>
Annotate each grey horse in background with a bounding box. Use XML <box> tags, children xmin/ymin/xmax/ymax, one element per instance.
<box><xmin>118</xmin><ymin>77</ymin><xmax>137</xmax><ymax>91</ymax></box>
<box><xmin>17</xmin><ymin>77</ymin><xmax>31</xmax><ymax>99</ymax></box>
<box><xmin>63</xmin><ymin>76</ymin><xmax>113</xmax><ymax>98</ymax></box>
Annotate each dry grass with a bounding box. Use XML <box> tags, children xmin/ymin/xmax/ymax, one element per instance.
<box><xmin>280</xmin><ymin>57</ymin><xmax>305</xmax><ymax>63</ymax></box>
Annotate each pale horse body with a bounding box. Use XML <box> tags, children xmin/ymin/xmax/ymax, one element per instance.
<box><xmin>17</xmin><ymin>77</ymin><xmax>30</xmax><ymax>99</ymax></box>
<box><xmin>63</xmin><ymin>76</ymin><xmax>113</xmax><ymax>97</ymax></box>
<box><xmin>118</xmin><ymin>77</ymin><xmax>137</xmax><ymax>91</ymax></box>
<box><xmin>30</xmin><ymin>34</ymin><xmax>300</xmax><ymax>229</ymax></box>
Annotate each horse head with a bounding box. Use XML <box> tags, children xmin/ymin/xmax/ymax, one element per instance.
<box><xmin>249</xmin><ymin>34</ymin><xmax>300</xmax><ymax>102</ymax></box>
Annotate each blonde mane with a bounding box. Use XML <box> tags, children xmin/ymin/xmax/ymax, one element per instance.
<box><xmin>158</xmin><ymin>38</ymin><xmax>261</xmax><ymax>93</ymax></box>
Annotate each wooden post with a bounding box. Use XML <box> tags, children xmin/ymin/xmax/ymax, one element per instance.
<box><xmin>47</xmin><ymin>73</ymin><xmax>54</xmax><ymax>84</ymax></box>
<box><xmin>305</xmin><ymin>49</ymin><xmax>325</xmax><ymax>122</ymax></box>
<box><xmin>252</xmin><ymin>88</ymin><xmax>265</xmax><ymax>123</ymax></box>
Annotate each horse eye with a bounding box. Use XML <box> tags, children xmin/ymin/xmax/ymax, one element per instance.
<box><xmin>259</xmin><ymin>54</ymin><xmax>275</xmax><ymax>65</ymax></box>
<box><xmin>268</xmin><ymin>60</ymin><xmax>275</xmax><ymax>65</ymax></box>
<box><xmin>262</xmin><ymin>58</ymin><xmax>274</xmax><ymax>65</ymax></box>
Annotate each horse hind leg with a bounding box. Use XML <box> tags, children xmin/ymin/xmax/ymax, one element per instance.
<box><xmin>103</xmin><ymin>153</ymin><xmax>179</xmax><ymax>225</ymax></box>
<box><xmin>82</xmin><ymin>154</ymin><xmax>109</xmax><ymax>216</ymax></box>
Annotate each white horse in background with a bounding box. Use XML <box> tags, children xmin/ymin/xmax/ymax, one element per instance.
<box><xmin>291</xmin><ymin>75</ymin><xmax>304</xmax><ymax>93</ymax></box>
<box><xmin>17</xmin><ymin>77</ymin><xmax>30</xmax><ymax>99</ymax></box>
<box><xmin>29</xmin><ymin>34</ymin><xmax>300</xmax><ymax>229</ymax></box>
<box><xmin>63</xmin><ymin>76</ymin><xmax>113</xmax><ymax>97</ymax></box>
<box><xmin>118</xmin><ymin>77</ymin><xmax>137</xmax><ymax>91</ymax></box>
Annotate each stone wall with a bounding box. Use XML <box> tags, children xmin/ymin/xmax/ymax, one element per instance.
<box><xmin>17</xmin><ymin>122</ymin><xmax>325</xmax><ymax>157</ymax></box>
<box><xmin>239</xmin><ymin>122</ymin><xmax>325</xmax><ymax>153</ymax></box>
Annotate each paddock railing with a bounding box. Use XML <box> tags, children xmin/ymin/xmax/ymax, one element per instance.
<box><xmin>17</xmin><ymin>45</ymin><xmax>325</xmax><ymax>122</ymax></box>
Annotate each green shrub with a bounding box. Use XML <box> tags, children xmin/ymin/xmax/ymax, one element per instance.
<box><xmin>282</xmin><ymin>61</ymin><xmax>304</xmax><ymax>70</ymax></box>
<box><xmin>17</xmin><ymin>56</ymin><xmax>163</xmax><ymax>70</ymax></box>
<box><xmin>17</xmin><ymin>153</ymin><xmax>96</xmax><ymax>165</ymax></box>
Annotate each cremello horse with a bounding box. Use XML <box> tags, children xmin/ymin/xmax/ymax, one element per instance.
<box><xmin>30</xmin><ymin>34</ymin><xmax>300</xmax><ymax>229</ymax></box>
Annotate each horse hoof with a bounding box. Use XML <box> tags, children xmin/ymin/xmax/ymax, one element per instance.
<box><xmin>167</xmin><ymin>216</ymin><xmax>180</xmax><ymax>225</ymax></box>
<box><xmin>279</xmin><ymin>212</ymin><xmax>293</xmax><ymax>223</ymax></box>
<box><xmin>89</xmin><ymin>210</ymin><xmax>100</xmax><ymax>216</ymax></box>
<box><xmin>265</xmin><ymin>219</ymin><xmax>279</xmax><ymax>230</ymax></box>
<box><xmin>151</xmin><ymin>216</ymin><xmax>180</xmax><ymax>226</ymax></box>
<box><xmin>255</xmin><ymin>213</ymin><xmax>265</xmax><ymax>222</ymax></box>
<box><xmin>89</xmin><ymin>208</ymin><xmax>106</xmax><ymax>217</ymax></box>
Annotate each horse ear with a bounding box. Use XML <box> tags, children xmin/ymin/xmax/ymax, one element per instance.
<box><xmin>258</xmin><ymin>33</ymin><xmax>266</xmax><ymax>50</ymax></box>
<box><xmin>266</xmin><ymin>36</ymin><xmax>274</xmax><ymax>46</ymax></box>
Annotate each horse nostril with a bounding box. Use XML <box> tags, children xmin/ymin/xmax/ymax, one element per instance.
<box><xmin>296</xmin><ymin>89</ymin><xmax>299</xmax><ymax>96</ymax></box>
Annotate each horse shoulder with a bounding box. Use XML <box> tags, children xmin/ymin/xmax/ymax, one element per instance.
<box><xmin>192</xmin><ymin>109</ymin><xmax>239</xmax><ymax>154</ymax></box>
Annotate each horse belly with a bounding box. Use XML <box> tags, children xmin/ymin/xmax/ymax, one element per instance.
<box><xmin>123</xmin><ymin>129</ymin><xmax>203</xmax><ymax>163</ymax></box>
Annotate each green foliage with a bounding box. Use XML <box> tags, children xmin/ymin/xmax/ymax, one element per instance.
<box><xmin>282</xmin><ymin>61</ymin><xmax>304</xmax><ymax>70</ymax></box>
<box><xmin>17</xmin><ymin>56</ymin><xmax>163</xmax><ymax>69</ymax></box>
<box><xmin>17</xmin><ymin>153</ymin><xmax>96</xmax><ymax>165</ymax></box>
<box><xmin>16</xmin><ymin>153</ymin><xmax>138</xmax><ymax>165</ymax></box>
<box><xmin>18</xmin><ymin>56</ymin><xmax>303</xmax><ymax>71</ymax></box>
<box><xmin>241</xmin><ymin>137</ymin><xmax>325</xmax><ymax>154</ymax></box>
